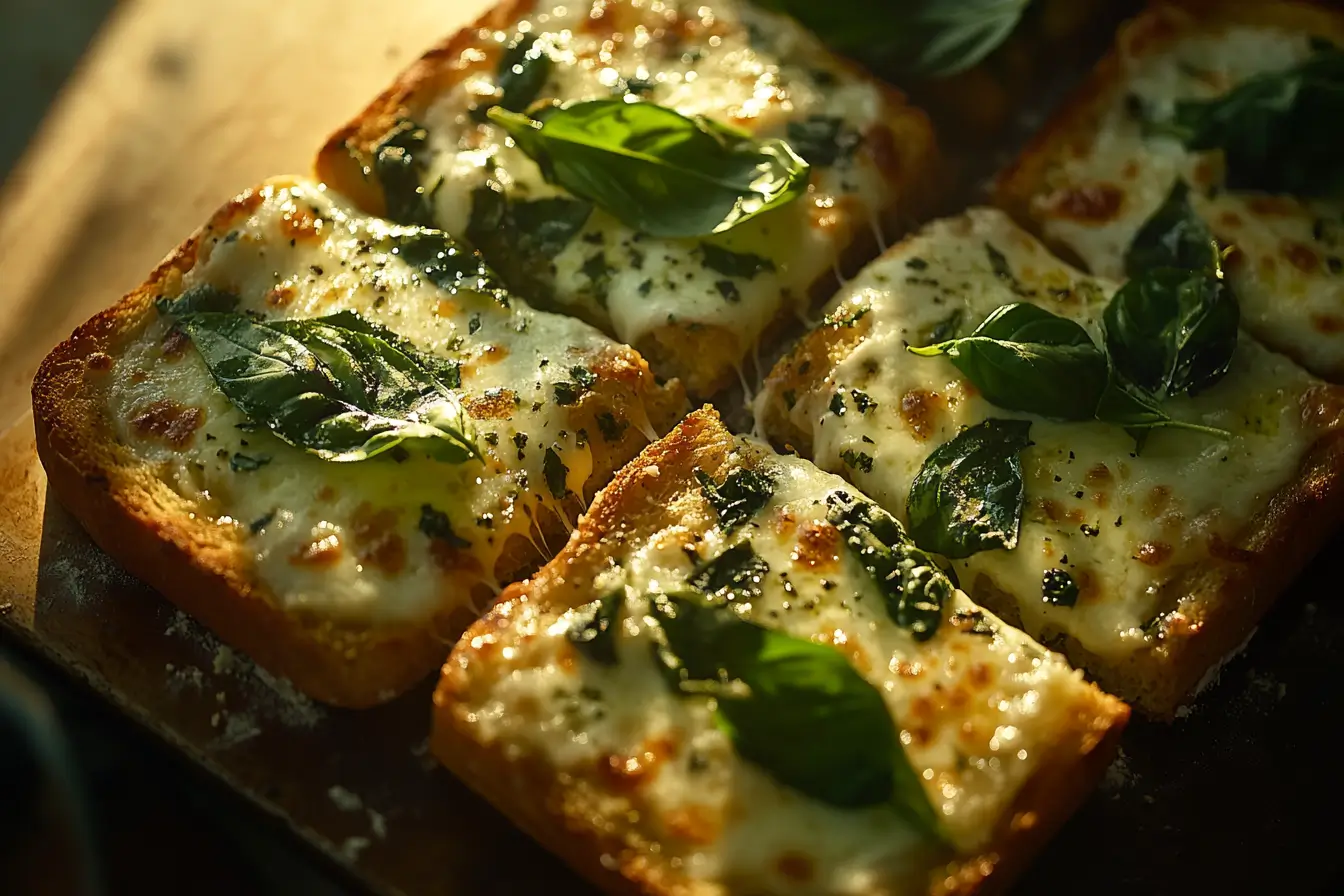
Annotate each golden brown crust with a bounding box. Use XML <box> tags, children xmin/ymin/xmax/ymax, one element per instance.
<box><xmin>432</xmin><ymin>408</ymin><xmax>1127</xmax><ymax>896</ymax></box>
<box><xmin>314</xmin><ymin>0</ymin><xmax>941</xmax><ymax>397</ymax></box>
<box><xmin>759</xmin><ymin>224</ymin><xmax>1344</xmax><ymax>717</ymax></box>
<box><xmin>970</xmin><ymin>422</ymin><xmax>1344</xmax><ymax>718</ymax></box>
<box><xmin>30</xmin><ymin>175</ymin><xmax>685</xmax><ymax>709</ymax></box>
<box><xmin>994</xmin><ymin>1</ymin><xmax>1344</xmax><ymax>263</ymax></box>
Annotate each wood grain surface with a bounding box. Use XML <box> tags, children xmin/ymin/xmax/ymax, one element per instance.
<box><xmin>7</xmin><ymin>3</ymin><xmax>1344</xmax><ymax>895</ymax></box>
<box><xmin>0</xmin><ymin>1</ymin><xmax>593</xmax><ymax>893</ymax></box>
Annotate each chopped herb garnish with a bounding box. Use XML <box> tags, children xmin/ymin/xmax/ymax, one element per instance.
<box><xmin>419</xmin><ymin>503</ymin><xmax>470</xmax><ymax>548</ymax></box>
<box><xmin>544</xmin><ymin>446</ymin><xmax>570</xmax><ymax>499</ymax></box>
<box><xmin>695</xmin><ymin>467</ymin><xmax>774</xmax><ymax>530</ymax></box>
<box><xmin>1041</xmin><ymin>568</ymin><xmax>1079</xmax><ymax>607</ymax></box>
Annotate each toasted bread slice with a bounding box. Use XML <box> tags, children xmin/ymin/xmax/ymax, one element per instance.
<box><xmin>315</xmin><ymin>0</ymin><xmax>939</xmax><ymax>397</ymax></box>
<box><xmin>757</xmin><ymin>209</ymin><xmax>1344</xmax><ymax>716</ymax></box>
<box><xmin>432</xmin><ymin>407</ymin><xmax>1127</xmax><ymax>895</ymax></box>
<box><xmin>996</xmin><ymin>0</ymin><xmax>1344</xmax><ymax>380</ymax></box>
<box><xmin>31</xmin><ymin>176</ymin><xmax>685</xmax><ymax>708</ymax></box>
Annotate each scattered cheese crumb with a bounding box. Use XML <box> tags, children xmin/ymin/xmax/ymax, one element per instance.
<box><xmin>339</xmin><ymin>836</ymin><xmax>371</xmax><ymax>863</ymax></box>
<box><xmin>368</xmin><ymin>809</ymin><xmax>387</xmax><ymax>840</ymax></box>
<box><xmin>328</xmin><ymin>786</ymin><xmax>363</xmax><ymax>813</ymax></box>
<box><xmin>212</xmin><ymin>645</ymin><xmax>235</xmax><ymax>674</ymax></box>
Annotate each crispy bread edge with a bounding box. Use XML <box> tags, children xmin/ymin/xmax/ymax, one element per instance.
<box><xmin>431</xmin><ymin>407</ymin><xmax>1127</xmax><ymax>896</ymax></box>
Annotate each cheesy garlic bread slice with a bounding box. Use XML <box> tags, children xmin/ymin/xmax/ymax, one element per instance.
<box><xmin>997</xmin><ymin>1</ymin><xmax>1344</xmax><ymax>380</ymax></box>
<box><xmin>317</xmin><ymin>0</ymin><xmax>938</xmax><ymax>397</ymax></box>
<box><xmin>31</xmin><ymin>176</ymin><xmax>684</xmax><ymax>708</ymax></box>
<box><xmin>757</xmin><ymin>209</ymin><xmax>1344</xmax><ymax>715</ymax></box>
<box><xmin>433</xmin><ymin>407</ymin><xmax>1127</xmax><ymax>896</ymax></box>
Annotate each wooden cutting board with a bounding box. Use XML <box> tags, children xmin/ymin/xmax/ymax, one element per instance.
<box><xmin>6</xmin><ymin>3</ymin><xmax>1344</xmax><ymax>895</ymax></box>
<box><xmin>0</xmin><ymin>2</ymin><xmax>592</xmax><ymax>893</ymax></box>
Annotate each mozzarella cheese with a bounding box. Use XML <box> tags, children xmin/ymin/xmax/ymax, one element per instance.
<box><xmin>105</xmin><ymin>179</ymin><xmax>667</xmax><ymax>626</ymax></box>
<box><xmin>1024</xmin><ymin>11</ymin><xmax>1344</xmax><ymax>379</ymax></box>
<box><xmin>403</xmin><ymin>0</ymin><xmax>905</xmax><ymax>389</ymax></box>
<box><xmin>445</xmin><ymin>434</ymin><xmax>1117</xmax><ymax>893</ymax></box>
<box><xmin>759</xmin><ymin>209</ymin><xmax>1342</xmax><ymax>659</ymax></box>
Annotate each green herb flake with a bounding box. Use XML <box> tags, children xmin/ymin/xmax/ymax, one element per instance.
<box><xmin>567</xmin><ymin>592</ymin><xmax>622</xmax><ymax>666</ymax></box>
<box><xmin>373</xmin><ymin>119</ymin><xmax>435</xmax><ymax>227</ymax></box>
<box><xmin>829</xmin><ymin>392</ymin><xmax>847</xmax><ymax>416</ymax></box>
<box><xmin>494</xmin><ymin>33</ymin><xmax>553</xmax><ymax>113</ymax></box>
<box><xmin>841</xmin><ymin>448</ymin><xmax>875</xmax><ymax>473</ymax></box>
<box><xmin>784</xmin><ymin>115</ymin><xmax>861</xmax><ymax>167</ymax></box>
<box><xmin>229</xmin><ymin>452</ymin><xmax>271</xmax><ymax>472</ymax></box>
<box><xmin>465</xmin><ymin>187</ymin><xmax>592</xmax><ymax>284</ymax></box>
<box><xmin>694</xmin><ymin>467</ymin><xmax>774</xmax><ymax>530</ymax></box>
<box><xmin>827</xmin><ymin>491</ymin><xmax>950</xmax><ymax>641</ymax></box>
<box><xmin>544</xmin><ymin>446</ymin><xmax>570</xmax><ymax>499</ymax></box>
<box><xmin>850</xmin><ymin>389</ymin><xmax>877</xmax><ymax>414</ymax></box>
<box><xmin>700</xmin><ymin>243</ymin><xmax>776</xmax><ymax>279</ymax></box>
<box><xmin>419</xmin><ymin>503</ymin><xmax>470</xmax><ymax>549</ymax></box>
<box><xmin>596</xmin><ymin>412</ymin><xmax>628</xmax><ymax>443</ymax></box>
<box><xmin>985</xmin><ymin>242</ymin><xmax>1013</xmax><ymax>280</ymax></box>
<box><xmin>715</xmin><ymin>279</ymin><xmax>741</xmax><ymax>303</ymax></box>
<box><xmin>1041</xmin><ymin>568</ymin><xmax>1079</xmax><ymax>607</ymax></box>
<box><xmin>689</xmin><ymin>542</ymin><xmax>770</xmax><ymax>602</ymax></box>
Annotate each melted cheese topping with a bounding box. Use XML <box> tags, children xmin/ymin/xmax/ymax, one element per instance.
<box><xmin>1026</xmin><ymin>14</ymin><xmax>1344</xmax><ymax>379</ymax></box>
<box><xmin>412</xmin><ymin>0</ymin><xmax>900</xmax><ymax>386</ymax></box>
<box><xmin>760</xmin><ymin>209</ymin><xmax>1339</xmax><ymax>658</ymax></box>
<box><xmin>105</xmin><ymin>180</ymin><xmax>663</xmax><ymax>626</ymax></box>
<box><xmin>450</xmin><ymin>441</ymin><xmax>1113</xmax><ymax>892</ymax></box>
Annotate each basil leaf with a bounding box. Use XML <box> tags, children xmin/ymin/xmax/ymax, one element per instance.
<box><xmin>387</xmin><ymin>226</ymin><xmax>511</xmax><ymax>305</ymax></box>
<box><xmin>689</xmin><ymin>542</ymin><xmax>769</xmax><ymax>602</ymax></box>
<box><xmin>567</xmin><ymin>592</ymin><xmax>622</xmax><ymax>666</ymax></box>
<box><xmin>156</xmin><ymin>284</ymin><xmax>240</xmax><ymax>317</ymax></box>
<box><xmin>909</xmin><ymin>303</ymin><xmax>1108</xmax><ymax>420</ymax></box>
<box><xmin>1123</xmin><ymin>180</ymin><xmax>1221</xmax><ymax>277</ymax></box>
<box><xmin>650</xmin><ymin>591</ymin><xmax>937</xmax><ymax>832</ymax></box>
<box><xmin>1149</xmin><ymin>43</ymin><xmax>1344</xmax><ymax>198</ymax></box>
<box><xmin>1094</xmin><ymin>375</ymin><xmax>1229</xmax><ymax>441</ymax></box>
<box><xmin>1103</xmin><ymin>267</ymin><xmax>1239</xmax><ymax>398</ymax></box>
<box><xmin>898</xmin><ymin>0</ymin><xmax>1032</xmax><ymax>79</ymax></box>
<box><xmin>695</xmin><ymin>467</ymin><xmax>775</xmax><ymax>530</ymax></box>
<box><xmin>827</xmin><ymin>491</ymin><xmax>951</xmax><ymax>641</ymax></box>
<box><xmin>174</xmin><ymin>311</ymin><xmax>478</xmax><ymax>463</ymax></box>
<box><xmin>488</xmin><ymin>100</ymin><xmax>809</xmax><ymax>238</ymax></box>
<box><xmin>907</xmin><ymin>419</ymin><xmax>1032</xmax><ymax>560</ymax></box>
<box><xmin>373</xmin><ymin>119</ymin><xmax>436</xmax><ymax>226</ymax></box>
<box><xmin>754</xmin><ymin>0</ymin><xmax>1029</xmax><ymax>78</ymax></box>
<box><xmin>784</xmin><ymin>115</ymin><xmax>861</xmax><ymax>167</ymax></box>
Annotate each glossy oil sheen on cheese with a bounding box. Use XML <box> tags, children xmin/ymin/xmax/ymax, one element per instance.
<box><xmin>1030</xmin><ymin>18</ymin><xmax>1344</xmax><ymax>379</ymax></box>
<box><xmin>105</xmin><ymin>181</ymin><xmax>655</xmax><ymax>626</ymax></box>
<box><xmin>762</xmin><ymin>210</ymin><xmax>1331</xmax><ymax>658</ymax></box>
<box><xmin>417</xmin><ymin>0</ymin><xmax>897</xmax><ymax>377</ymax></box>
<box><xmin>457</xmin><ymin>443</ymin><xmax>1108</xmax><ymax>892</ymax></box>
